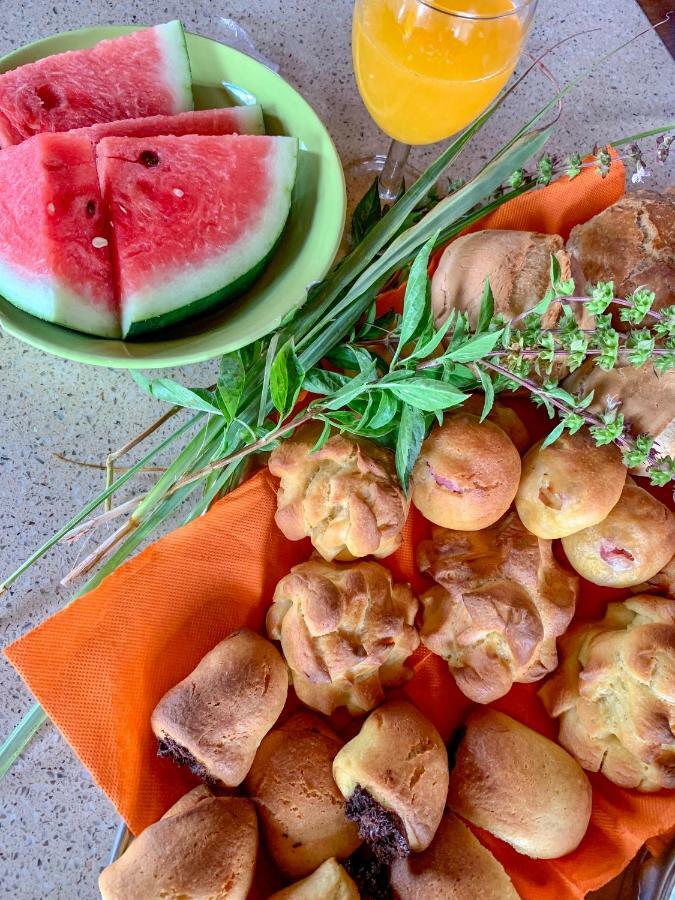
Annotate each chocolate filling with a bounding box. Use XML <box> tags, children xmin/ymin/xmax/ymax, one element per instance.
<box><xmin>156</xmin><ymin>735</ymin><xmax>216</xmax><ymax>785</ymax></box>
<box><xmin>345</xmin><ymin>785</ymin><xmax>409</xmax><ymax>864</ymax></box>
<box><xmin>344</xmin><ymin>846</ymin><xmax>393</xmax><ymax>900</ymax></box>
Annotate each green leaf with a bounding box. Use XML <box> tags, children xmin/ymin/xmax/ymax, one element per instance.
<box><xmin>322</xmin><ymin>360</ymin><xmax>378</xmax><ymax>410</ymax></box>
<box><xmin>369</xmin><ymin>390</ymin><xmax>400</xmax><ymax>430</ymax></box>
<box><xmin>395</xmin><ymin>403</ymin><xmax>427</xmax><ymax>492</ymax></box>
<box><xmin>351</xmin><ymin>177</ymin><xmax>382</xmax><ymax>246</ymax></box>
<box><xmin>270</xmin><ymin>339</ymin><xmax>305</xmax><ymax>417</ymax></box>
<box><xmin>131</xmin><ymin>372</ymin><xmax>220</xmax><ymax>415</ymax></box>
<box><xmin>445</xmin><ymin>329</ymin><xmax>504</xmax><ymax>363</ymax></box>
<box><xmin>259</xmin><ymin>332</ymin><xmax>280</xmax><ymax>426</ymax></box>
<box><xmin>385</xmin><ymin>379</ymin><xmax>468</xmax><ymax>412</ymax></box>
<box><xmin>476</xmin><ymin>367</ymin><xmax>495</xmax><ymax>421</ymax></box>
<box><xmin>302</xmin><ymin>368</ymin><xmax>350</xmax><ymax>395</ymax></box>
<box><xmin>587</xmin><ymin>281</ymin><xmax>615</xmax><ymax>316</ymax></box>
<box><xmin>392</xmin><ymin>236</ymin><xmax>436</xmax><ymax>366</ymax></box>
<box><xmin>216</xmin><ymin>352</ymin><xmax>246</xmax><ymax>422</ymax></box>
<box><xmin>311</xmin><ymin>420</ymin><xmax>332</xmax><ymax>452</ymax></box>
<box><xmin>541</xmin><ymin>420</ymin><xmax>566</xmax><ymax>448</ymax></box>
<box><xmin>477</xmin><ymin>278</ymin><xmax>495</xmax><ymax>333</ymax></box>
<box><xmin>407</xmin><ymin>310</ymin><xmax>456</xmax><ymax>362</ymax></box>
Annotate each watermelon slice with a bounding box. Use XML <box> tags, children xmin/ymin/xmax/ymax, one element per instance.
<box><xmin>97</xmin><ymin>134</ymin><xmax>298</xmax><ymax>338</ymax></box>
<box><xmin>70</xmin><ymin>105</ymin><xmax>265</xmax><ymax>144</ymax></box>
<box><xmin>0</xmin><ymin>133</ymin><xmax>118</xmax><ymax>337</ymax></box>
<box><xmin>0</xmin><ymin>22</ymin><xmax>193</xmax><ymax>147</ymax></box>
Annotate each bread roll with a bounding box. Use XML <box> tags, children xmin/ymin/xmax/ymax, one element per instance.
<box><xmin>460</xmin><ymin>394</ymin><xmax>530</xmax><ymax>452</ymax></box>
<box><xmin>562</xmin><ymin>481</ymin><xmax>675</xmax><ymax>587</ymax></box>
<box><xmin>632</xmin><ymin>553</ymin><xmax>675</xmax><ymax>598</ymax></box>
<box><xmin>151</xmin><ymin>628</ymin><xmax>288</xmax><ymax>787</ymax></box>
<box><xmin>99</xmin><ymin>789</ymin><xmax>258</xmax><ymax>900</ymax></box>
<box><xmin>245</xmin><ymin>713</ymin><xmax>361</xmax><ymax>878</ymax></box>
<box><xmin>448</xmin><ymin>709</ymin><xmax>592</xmax><ymax>859</ymax></box>
<box><xmin>539</xmin><ymin>595</ymin><xmax>675</xmax><ymax>791</ymax></box>
<box><xmin>411</xmin><ymin>413</ymin><xmax>521</xmax><ymax>531</ymax></box>
<box><xmin>267</xmin><ymin>559</ymin><xmax>418</xmax><ymax>715</ymax></box>
<box><xmin>332</xmin><ymin>700</ymin><xmax>449</xmax><ymax>861</ymax></box>
<box><xmin>567</xmin><ymin>190</ymin><xmax>675</xmax><ymax>327</ymax></box>
<box><xmin>390</xmin><ymin>810</ymin><xmax>519</xmax><ymax>900</ymax></box>
<box><xmin>269</xmin><ymin>424</ymin><xmax>407</xmax><ymax>561</ymax></box>
<box><xmin>269</xmin><ymin>858</ymin><xmax>360</xmax><ymax>900</ymax></box>
<box><xmin>418</xmin><ymin>512</ymin><xmax>578</xmax><ymax>703</ymax></box>
<box><xmin>515</xmin><ymin>429</ymin><xmax>627</xmax><ymax>539</ymax></box>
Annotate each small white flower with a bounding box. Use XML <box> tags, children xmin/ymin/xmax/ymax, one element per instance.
<box><xmin>631</xmin><ymin>162</ymin><xmax>651</xmax><ymax>184</ymax></box>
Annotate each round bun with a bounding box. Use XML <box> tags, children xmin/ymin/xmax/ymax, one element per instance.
<box><xmin>515</xmin><ymin>429</ymin><xmax>626</xmax><ymax>539</ymax></box>
<box><xmin>268</xmin><ymin>424</ymin><xmax>408</xmax><ymax>561</ymax></box>
<box><xmin>269</xmin><ymin>858</ymin><xmax>360</xmax><ymax>900</ymax></box>
<box><xmin>562</xmin><ymin>481</ymin><xmax>675</xmax><ymax>587</ymax></box>
<box><xmin>245</xmin><ymin>713</ymin><xmax>361</xmax><ymax>878</ymax></box>
<box><xmin>411</xmin><ymin>413</ymin><xmax>521</xmax><ymax>531</ymax></box>
<box><xmin>151</xmin><ymin>628</ymin><xmax>288</xmax><ymax>787</ymax></box>
<box><xmin>460</xmin><ymin>395</ymin><xmax>530</xmax><ymax>453</ymax></box>
<box><xmin>267</xmin><ymin>559</ymin><xmax>419</xmax><ymax>715</ymax></box>
<box><xmin>539</xmin><ymin>595</ymin><xmax>675</xmax><ymax>791</ymax></box>
<box><xmin>390</xmin><ymin>810</ymin><xmax>519</xmax><ymax>900</ymax></box>
<box><xmin>332</xmin><ymin>700</ymin><xmax>449</xmax><ymax>858</ymax></box>
<box><xmin>447</xmin><ymin>709</ymin><xmax>592</xmax><ymax>859</ymax></box>
<box><xmin>418</xmin><ymin>512</ymin><xmax>578</xmax><ymax>703</ymax></box>
<box><xmin>99</xmin><ymin>789</ymin><xmax>258</xmax><ymax>900</ymax></box>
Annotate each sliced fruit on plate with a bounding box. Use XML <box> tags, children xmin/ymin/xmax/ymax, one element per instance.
<box><xmin>0</xmin><ymin>132</ymin><xmax>118</xmax><ymax>337</ymax></box>
<box><xmin>70</xmin><ymin>105</ymin><xmax>265</xmax><ymax>144</ymax></box>
<box><xmin>0</xmin><ymin>21</ymin><xmax>193</xmax><ymax>148</ymax></box>
<box><xmin>96</xmin><ymin>134</ymin><xmax>298</xmax><ymax>338</ymax></box>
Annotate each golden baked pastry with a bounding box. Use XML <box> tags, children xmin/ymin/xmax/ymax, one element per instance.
<box><xmin>567</xmin><ymin>189</ymin><xmax>675</xmax><ymax>327</ymax></box>
<box><xmin>418</xmin><ymin>512</ymin><xmax>578</xmax><ymax>703</ymax></box>
<box><xmin>332</xmin><ymin>699</ymin><xmax>449</xmax><ymax>861</ymax></box>
<box><xmin>561</xmin><ymin>481</ymin><xmax>675</xmax><ymax>588</ymax></box>
<box><xmin>269</xmin><ymin>858</ymin><xmax>360</xmax><ymax>900</ymax></box>
<box><xmin>268</xmin><ymin>424</ymin><xmax>408</xmax><ymax>561</ymax></box>
<box><xmin>267</xmin><ymin>559</ymin><xmax>419</xmax><ymax>715</ymax></box>
<box><xmin>151</xmin><ymin>628</ymin><xmax>288</xmax><ymax>786</ymax></box>
<box><xmin>460</xmin><ymin>394</ymin><xmax>530</xmax><ymax>453</ymax></box>
<box><xmin>632</xmin><ymin>554</ymin><xmax>675</xmax><ymax>598</ymax></box>
<box><xmin>515</xmin><ymin>428</ymin><xmax>627</xmax><ymax>539</ymax></box>
<box><xmin>245</xmin><ymin>713</ymin><xmax>361</xmax><ymax>878</ymax></box>
<box><xmin>539</xmin><ymin>595</ymin><xmax>675</xmax><ymax>791</ymax></box>
<box><xmin>447</xmin><ymin>709</ymin><xmax>592</xmax><ymax>859</ymax></box>
<box><xmin>390</xmin><ymin>810</ymin><xmax>519</xmax><ymax>900</ymax></box>
<box><xmin>411</xmin><ymin>413</ymin><xmax>521</xmax><ymax>531</ymax></box>
<box><xmin>99</xmin><ymin>788</ymin><xmax>258</xmax><ymax>900</ymax></box>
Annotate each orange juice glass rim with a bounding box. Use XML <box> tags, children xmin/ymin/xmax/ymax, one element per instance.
<box><xmin>417</xmin><ymin>0</ymin><xmax>537</xmax><ymax>20</ymax></box>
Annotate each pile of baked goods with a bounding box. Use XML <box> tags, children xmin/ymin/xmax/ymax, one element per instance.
<box><xmin>99</xmin><ymin>191</ymin><xmax>675</xmax><ymax>899</ymax></box>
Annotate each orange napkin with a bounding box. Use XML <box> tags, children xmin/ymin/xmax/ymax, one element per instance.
<box><xmin>9</xmin><ymin>158</ymin><xmax>672</xmax><ymax>900</ymax></box>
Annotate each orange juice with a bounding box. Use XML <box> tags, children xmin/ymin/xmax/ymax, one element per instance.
<box><xmin>352</xmin><ymin>0</ymin><xmax>527</xmax><ymax>144</ymax></box>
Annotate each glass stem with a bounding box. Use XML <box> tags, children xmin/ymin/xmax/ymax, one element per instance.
<box><xmin>378</xmin><ymin>139</ymin><xmax>411</xmax><ymax>204</ymax></box>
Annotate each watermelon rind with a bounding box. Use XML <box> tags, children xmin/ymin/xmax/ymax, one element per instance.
<box><xmin>154</xmin><ymin>21</ymin><xmax>194</xmax><ymax>114</ymax></box>
<box><xmin>119</xmin><ymin>136</ymin><xmax>299</xmax><ymax>338</ymax></box>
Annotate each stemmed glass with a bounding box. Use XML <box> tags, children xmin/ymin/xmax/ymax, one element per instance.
<box><xmin>351</xmin><ymin>0</ymin><xmax>539</xmax><ymax>203</ymax></box>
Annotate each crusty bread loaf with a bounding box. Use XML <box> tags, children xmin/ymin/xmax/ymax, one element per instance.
<box><xmin>411</xmin><ymin>413</ymin><xmax>521</xmax><ymax>531</ymax></box>
<box><xmin>390</xmin><ymin>810</ymin><xmax>519</xmax><ymax>900</ymax></box>
<box><xmin>245</xmin><ymin>713</ymin><xmax>361</xmax><ymax>878</ymax></box>
<box><xmin>447</xmin><ymin>709</ymin><xmax>592</xmax><ymax>859</ymax></box>
<box><xmin>99</xmin><ymin>789</ymin><xmax>258</xmax><ymax>900</ymax></box>
<box><xmin>539</xmin><ymin>595</ymin><xmax>675</xmax><ymax>791</ymax></box>
<box><xmin>561</xmin><ymin>480</ymin><xmax>675</xmax><ymax>588</ymax></box>
<box><xmin>151</xmin><ymin>628</ymin><xmax>288</xmax><ymax>786</ymax></box>
<box><xmin>515</xmin><ymin>428</ymin><xmax>627</xmax><ymax>539</ymax></box>
<box><xmin>567</xmin><ymin>189</ymin><xmax>675</xmax><ymax>327</ymax></box>
<box><xmin>268</xmin><ymin>424</ymin><xmax>408</xmax><ymax>561</ymax></box>
<box><xmin>267</xmin><ymin>560</ymin><xmax>418</xmax><ymax>715</ymax></box>
<box><xmin>418</xmin><ymin>512</ymin><xmax>578</xmax><ymax>703</ymax></box>
<box><xmin>332</xmin><ymin>700</ymin><xmax>449</xmax><ymax>859</ymax></box>
<box><xmin>269</xmin><ymin>858</ymin><xmax>360</xmax><ymax>900</ymax></box>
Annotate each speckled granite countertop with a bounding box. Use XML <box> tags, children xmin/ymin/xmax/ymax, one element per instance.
<box><xmin>0</xmin><ymin>1</ymin><xmax>673</xmax><ymax>897</ymax></box>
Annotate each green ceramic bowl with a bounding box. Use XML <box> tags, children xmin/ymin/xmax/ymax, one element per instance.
<box><xmin>0</xmin><ymin>26</ymin><xmax>346</xmax><ymax>368</ymax></box>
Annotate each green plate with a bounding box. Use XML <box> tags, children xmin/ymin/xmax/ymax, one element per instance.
<box><xmin>0</xmin><ymin>26</ymin><xmax>346</xmax><ymax>368</ymax></box>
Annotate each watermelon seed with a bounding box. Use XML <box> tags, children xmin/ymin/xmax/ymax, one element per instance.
<box><xmin>86</xmin><ymin>200</ymin><xmax>96</xmax><ymax>218</ymax></box>
<box><xmin>92</xmin><ymin>237</ymin><xmax>109</xmax><ymax>249</ymax></box>
<box><xmin>46</xmin><ymin>202</ymin><xmax>55</xmax><ymax>216</ymax></box>
<box><xmin>172</xmin><ymin>188</ymin><xmax>184</xmax><ymax>198</ymax></box>
<box><xmin>139</xmin><ymin>150</ymin><xmax>160</xmax><ymax>168</ymax></box>
<box><xmin>35</xmin><ymin>84</ymin><xmax>61</xmax><ymax>110</ymax></box>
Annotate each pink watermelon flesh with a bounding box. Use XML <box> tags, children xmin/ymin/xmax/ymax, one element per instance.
<box><xmin>0</xmin><ymin>132</ymin><xmax>118</xmax><ymax>336</ymax></box>
<box><xmin>0</xmin><ymin>21</ymin><xmax>193</xmax><ymax>147</ymax></box>
<box><xmin>96</xmin><ymin>134</ymin><xmax>297</xmax><ymax>337</ymax></box>
<box><xmin>69</xmin><ymin>105</ymin><xmax>265</xmax><ymax>144</ymax></box>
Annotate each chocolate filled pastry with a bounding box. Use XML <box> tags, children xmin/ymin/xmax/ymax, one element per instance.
<box><xmin>267</xmin><ymin>559</ymin><xmax>419</xmax><ymax>715</ymax></box>
<box><xmin>562</xmin><ymin>480</ymin><xmax>675</xmax><ymax>588</ymax></box>
<box><xmin>151</xmin><ymin>628</ymin><xmax>288</xmax><ymax>787</ymax></box>
<box><xmin>269</xmin><ymin>858</ymin><xmax>361</xmax><ymax>900</ymax></box>
<box><xmin>99</xmin><ymin>787</ymin><xmax>258</xmax><ymax>900</ymax></box>
<box><xmin>390</xmin><ymin>810</ymin><xmax>519</xmax><ymax>900</ymax></box>
<box><xmin>411</xmin><ymin>413</ymin><xmax>521</xmax><ymax>531</ymax></box>
<box><xmin>539</xmin><ymin>595</ymin><xmax>675</xmax><ymax>791</ymax></box>
<box><xmin>418</xmin><ymin>512</ymin><xmax>578</xmax><ymax>703</ymax></box>
<box><xmin>245</xmin><ymin>713</ymin><xmax>361</xmax><ymax>878</ymax></box>
<box><xmin>515</xmin><ymin>428</ymin><xmax>626</xmax><ymax>539</ymax></box>
<box><xmin>268</xmin><ymin>424</ymin><xmax>408</xmax><ymax>561</ymax></box>
<box><xmin>332</xmin><ymin>700</ymin><xmax>449</xmax><ymax>862</ymax></box>
<box><xmin>448</xmin><ymin>709</ymin><xmax>592</xmax><ymax>859</ymax></box>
